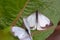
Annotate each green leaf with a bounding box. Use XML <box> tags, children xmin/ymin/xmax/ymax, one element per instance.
<box><xmin>0</xmin><ymin>0</ymin><xmax>60</xmax><ymax>40</ymax></box>
<box><xmin>0</xmin><ymin>0</ymin><xmax>27</xmax><ymax>29</ymax></box>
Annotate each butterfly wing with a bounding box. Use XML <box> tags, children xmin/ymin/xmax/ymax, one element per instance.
<box><xmin>23</xmin><ymin>18</ymin><xmax>33</xmax><ymax>40</ymax></box>
<box><xmin>23</xmin><ymin>18</ymin><xmax>31</xmax><ymax>35</ymax></box>
<box><xmin>11</xmin><ymin>26</ymin><xmax>32</xmax><ymax>40</ymax></box>
<box><xmin>39</xmin><ymin>13</ymin><xmax>50</xmax><ymax>27</ymax></box>
<box><xmin>37</xmin><ymin>13</ymin><xmax>52</xmax><ymax>30</ymax></box>
<box><xmin>26</xmin><ymin>13</ymin><xmax>36</xmax><ymax>30</ymax></box>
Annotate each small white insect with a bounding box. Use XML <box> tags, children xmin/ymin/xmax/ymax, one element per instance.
<box><xmin>23</xmin><ymin>11</ymin><xmax>53</xmax><ymax>30</ymax></box>
<box><xmin>11</xmin><ymin>26</ymin><xmax>32</xmax><ymax>40</ymax></box>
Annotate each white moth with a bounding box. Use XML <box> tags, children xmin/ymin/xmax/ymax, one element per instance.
<box><xmin>11</xmin><ymin>26</ymin><xmax>32</xmax><ymax>40</ymax></box>
<box><xmin>23</xmin><ymin>11</ymin><xmax>53</xmax><ymax>30</ymax></box>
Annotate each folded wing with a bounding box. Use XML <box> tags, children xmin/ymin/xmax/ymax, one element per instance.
<box><xmin>11</xmin><ymin>26</ymin><xmax>32</xmax><ymax>40</ymax></box>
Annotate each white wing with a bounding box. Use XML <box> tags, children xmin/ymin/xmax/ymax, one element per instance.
<box><xmin>23</xmin><ymin>18</ymin><xmax>33</xmax><ymax>40</ymax></box>
<box><xmin>11</xmin><ymin>26</ymin><xmax>32</xmax><ymax>40</ymax></box>
<box><xmin>26</xmin><ymin>13</ymin><xmax>36</xmax><ymax>30</ymax></box>
<box><xmin>37</xmin><ymin>13</ymin><xmax>50</xmax><ymax>30</ymax></box>
<box><xmin>23</xmin><ymin>18</ymin><xmax>31</xmax><ymax>35</ymax></box>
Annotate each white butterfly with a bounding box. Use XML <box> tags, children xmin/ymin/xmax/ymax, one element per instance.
<box><xmin>23</xmin><ymin>11</ymin><xmax>53</xmax><ymax>30</ymax></box>
<box><xmin>11</xmin><ymin>26</ymin><xmax>32</xmax><ymax>40</ymax></box>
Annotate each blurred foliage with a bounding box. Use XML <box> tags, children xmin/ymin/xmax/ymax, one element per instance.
<box><xmin>0</xmin><ymin>0</ymin><xmax>60</xmax><ymax>40</ymax></box>
<box><xmin>0</xmin><ymin>0</ymin><xmax>27</xmax><ymax>29</ymax></box>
